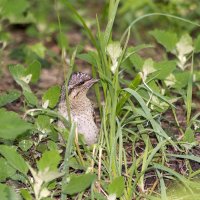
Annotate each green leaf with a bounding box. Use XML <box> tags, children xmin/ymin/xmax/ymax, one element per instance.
<box><xmin>19</xmin><ymin>140</ymin><xmax>33</xmax><ymax>151</ymax></box>
<box><xmin>194</xmin><ymin>34</ymin><xmax>200</xmax><ymax>53</ymax></box>
<box><xmin>35</xmin><ymin>115</ymin><xmax>51</xmax><ymax>133</ymax></box>
<box><xmin>0</xmin><ymin>90</ymin><xmax>21</xmax><ymax>107</ymax></box>
<box><xmin>0</xmin><ymin>183</ymin><xmax>21</xmax><ymax>200</ymax></box>
<box><xmin>20</xmin><ymin>189</ymin><xmax>32</xmax><ymax>200</ymax></box>
<box><xmin>77</xmin><ymin>51</ymin><xmax>98</xmax><ymax>66</ymax></box>
<box><xmin>0</xmin><ymin>109</ymin><xmax>32</xmax><ymax>140</ymax></box>
<box><xmin>42</xmin><ymin>85</ymin><xmax>61</xmax><ymax>108</ymax></box>
<box><xmin>0</xmin><ymin>145</ymin><xmax>28</xmax><ymax>175</ymax></box>
<box><xmin>9</xmin><ymin>64</ymin><xmax>28</xmax><ymax>89</ymax></box>
<box><xmin>93</xmin><ymin>192</ymin><xmax>107</xmax><ymax>200</ymax></box>
<box><xmin>129</xmin><ymin>53</ymin><xmax>144</xmax><ymax>70</ymax></box>
<box><xmin>47</xmin><ymin>140</ymin><xmax>58</xmax><ymax>151</ymax></box>
<box><xmin>1</xmin><ymin>0</ymin><xmax>29</xmax><ymax>17</ymax></box>
<box><xmin>9</xmin><ymin>64</ymin><xmax>38</xmax><ymax>106</ymax></box>
<box><xmin>174</xmin><ymin>72</ymin><xmax>190</xmax><ymax>89</ymax></box>
<box><xmin>0</xmin><ymin>158</ymin><xmax>16</xmax><ymax>181</ymax></box>
<box><xmin>154</xmin><ymin>60</ymin><xmax>176</xmax><ymax>80</ymax></box>
<box><xmin>63</xmin><ymin>173</ymin><xmax>96</xmax><ymax>195</ymax></box>
<box><xmin>28</xmin><ymin>42</ymin><xmax>46</xmax><ymax>58</ymax></box>
<box><xmin>23</xmin><ymin>90</ymin><xmax>38</xmax><ymax>106</ymax></box>
<box><xmin>68</xmin><ymin>157</ymin><xmax>84</xmax><ymax>170</ymax></box>
<box><xmin>183</xmin><ymin>127</ymin><xmax>195</xmax><ymax>143</ymax></box>
<box><xmin>108</xmin><ymin>176</ymin><xmax>125</xmax><ymax>197</ymax></box>
<box><xmin>25</xmin><ymin>60</ymin><xmax>41</xmax><ymax>83</ymax></box>
<box><xmin>37</xmin><ymin>150</ymin><xmax>61</xmax><ymax>172</ymax></box>
<box><xmin>150</xmin><ymin>29</ymin><xmax>178</xmax><ymax>52</ymax></box>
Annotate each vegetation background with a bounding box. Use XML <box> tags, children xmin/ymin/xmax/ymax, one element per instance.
<box><xmin>0</xmin><ymin>0</ymin><xmax>200</xmax><ymax>199</ymax></box>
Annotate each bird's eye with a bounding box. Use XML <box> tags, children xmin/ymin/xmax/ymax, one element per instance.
<box><xmin>78</xmin><ymin>81</ymin><xmax>85</xmax><ymax>86</ymax></box>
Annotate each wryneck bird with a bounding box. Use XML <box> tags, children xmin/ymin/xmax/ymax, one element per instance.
<box><xmin>58</xmin><ymin>72</ymin><xmax>99</xmax><ymax>145</ymax></box>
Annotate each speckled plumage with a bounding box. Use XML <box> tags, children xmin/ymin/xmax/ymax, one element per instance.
<box><xmin>58</xmin><ymin>72</ymin><xmax>99</xmax><ymax>145</ymax></box>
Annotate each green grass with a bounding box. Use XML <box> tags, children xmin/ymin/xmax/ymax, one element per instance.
<box><xmin>1</xmin><ymin>0</ymin><xmax>200</xmax><ymax>199</ymax></box>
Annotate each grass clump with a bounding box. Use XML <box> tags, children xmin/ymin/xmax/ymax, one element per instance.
<box><xmin>1</xmin><ymin>0</ymin><xmax>200</xmax><ymax>199</ymax></box>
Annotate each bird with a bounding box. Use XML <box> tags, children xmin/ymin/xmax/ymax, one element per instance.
<box><xmin>58</xmin><ymin>72</ymin><xmax>99</xmax><ymax>145</ymax></box>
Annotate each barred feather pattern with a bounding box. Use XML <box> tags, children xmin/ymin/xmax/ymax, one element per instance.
<box><xmin>58</xmin><ymin>72</ymin><xmax>99</xmax><ymax>145</ymax></box>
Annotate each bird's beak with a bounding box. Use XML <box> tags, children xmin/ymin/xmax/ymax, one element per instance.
<box><xmin>85</xmin><ymin>78</ymin><xmax>99</xmax><ymax>88</ymax></box>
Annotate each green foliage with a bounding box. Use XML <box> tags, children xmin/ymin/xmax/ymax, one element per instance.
<box><xmin>0</xmin><ymin>90</ymin><xmax>21</xmax><ymax>107</ymax></box>
<box><xmin>0</xmin><ymin>145</ymin><xmax>28</xmax><ymax>175</ymax></box>
<box><xmin>0</xmin><ymin>109</ymin><xmax>32</xmax><ymax>140</ymax></box>
<box><xmin>9</xmin><ymin>64</ymin><xmax>39</xmax><ymax>106</ymax></box>
<box><xmin>1</xmin><ymin>0</ymin><xmax>200</xmax><ymax>199</ymax></box>
<box><xmin>183</xmin><ymin>127</ymin><xmax>195</xmax><ymax>143</ymax></box>
<box><xmin>108</xmin><ymin>176</ymin><xmax>125</xmax><ymax>197</ymax></box>
<box><xmin>150</xmin><ymin>29</ymin><xmax>178</xmax><ymax>52</ymax></box>
<box><xmin>28</xmin><ymin>43</ymin><xmax>46</xmax><ymax>59</ymax></box>
<box><xmin>42</xmin><ymin>85</ymin><xmax>61</xmax><ymax>108</ymax></box>
<box><xmin>18</xmin><ymin>140</ymin><xmax>33</xmax><ymax>152</ymax></box>
<box><xmin>0</xmin><ymin>158</ymin><xmax>16</xmax><ymax>181</ymax></box>
<box><xmin>25</xmin><ymin>60</ymin><xmax>41</xmax><ymax>83</ymax></box>
<box><xmin>37</xmin><ymin>150</ymin><xmax>61</xmax><ymax>172</ymax></box>
<box><xmin>0</xmin><ymin>0</ymin><xmax>31</xmax><ymax>23</ymax></box>
<box><xmin>62</xmin><ymin>173</ymin><xmax>96</xmax><ymax>195</ymax></box>
<box><xmin>0</xmin><ymin>183</ymin><xmax>21</xmax><ymax>200</ymax></box>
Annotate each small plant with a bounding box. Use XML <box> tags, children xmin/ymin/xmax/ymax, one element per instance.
<box><xmin>0</xmin><ymin>0</ymin><xmax>200</xmax><ymax>200</ymax></box>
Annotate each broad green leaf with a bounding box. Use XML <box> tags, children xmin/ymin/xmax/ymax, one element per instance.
<box><xmin>9</xmin><ymin>64</ymin><xmax>39</xmax><ymax>106</ymax></box>
<box><xmin>0</xmin><ymin>145</ymin><xmax>28</xmax><ymax>175</ymax></box>
<box><xmin>0</xmin><ymin>109</ymin><xmax>32</xmax><ymax>140</ymax></box>
<box><xmin>108</xmin><ymin>176</ymin><xmax>125</xmax><ymax>197</ymax></box>
<box><xmin>9</xmin><ymin>64</ymin><xmax>27</xmax><ymax>86</ymax></box>
<box><xmin>20</xmin><ymin>189</ymin><xmax>32</xmax><ymax>200</ymax></box>
<box><xmin>173</xmin><ymin>72</ymin><xmax>190</xmax><ymax>88</ymax></box>
<box><xmin>194</xmin><ymin>34</ymin><xmax>200</xmax><ymax>53</ymax></box>
<box><xmin>25</xmin><ymin>60</ymin><xmax>41</xmax><ymax>83</ymax></box>
<box><xmin>35</xmin><ymin>115</ymin><xmax>51</xmax><ymax>133</ymax></box>
<box><xmin>0</xmin><ymin>90</ymin><xmax>21</xmax><ymax>107</ymax></box>
<box><xmin>150</xmin><ymin>29</ymin><xmax>178</xmax><ymax>52</ymax></box>
<box><xmin>68</xmin><ymin>157</ymin><xmax>84</xmax><ymax>170</ymax></box>
<box><xmin>19</xmin><ymin>140</ymin><xmax>33</xmax><ymax>151</ymax></box>
<box><xmin>154</xmin><ymin>60</ymin><xmax>176</xmax><ymax>80</ymax></box>
<box><xmin>23</xmin><ymin>90</ymin><xmax>38</xmax><ymax>106</ymax></box>
<box><xmin>93</xmin><ymin>192</ymin><xmax>107</xmax><ymax>200</ymax></box>
<box><xmin>42</xmin><ymin>85</ymin><xmax>60</xmax><ymax>108</ymax></box>
<box><xmin>63</xmin><ymin>173</ymin><xmax>96</xmax><ymax>195</ymax></box>
<box><xmin>129</xmin><ymin>53</ymin><xmax>144</xmax><ymax>70</ymax></box>
<box><xmin>0</xmin><ymin>157</ymin><xmax>16</xmax><ymax>181</ymax></box>
<box><xmin>0</xmin><ymin>0</ymin><xmax>29</xmax><ymax>17</ymax></box>
<box><xmin>28</xmin><ymin>43</ymin><xmax>46</xmax><ymax>58</ymax></box>
<box><xmin>47</xmin><ymin>140</ymin><xmax>58</xmax><ymax>151</ymax></box>
<box><xmin>0</xmin><ymin>183</ymin><xmax>21</xmax><ymax>200</ymax></box>
<box><xmin>77</xmin><ymin>51</ymin><xmax>98</xmax><ymax>66</ymax></box>
<box><xmin>183</xmin><ymin>127</ymin><xmax>195</xmax><ymax>143</ymax></box>
<box><xmin>37</xmin><ymin>150</ymin><xmax>61</xmax><ymax>172</ymax></box>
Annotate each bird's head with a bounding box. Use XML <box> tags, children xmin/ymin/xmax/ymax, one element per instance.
<box><xmin>68</xmin><ymin>72</ymin><xmax>99</xmax><ymax>98</ymax></box>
